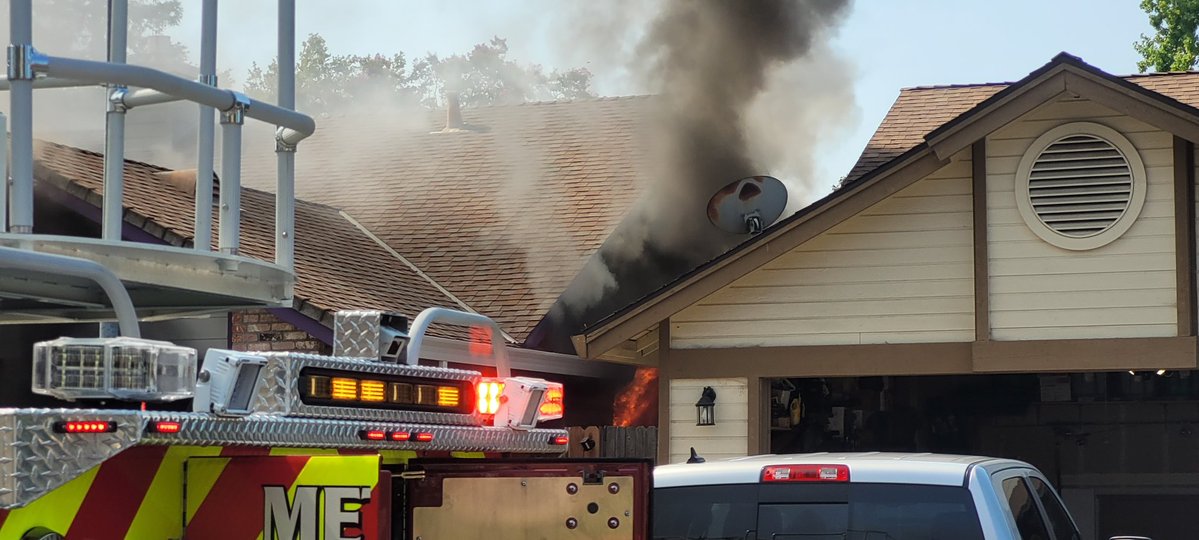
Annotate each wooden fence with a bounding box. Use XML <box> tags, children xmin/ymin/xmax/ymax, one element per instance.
<box><xmin>566</xmin><ymin>425</ymin><xmax>658</xmax><ymax>462</ymax></box>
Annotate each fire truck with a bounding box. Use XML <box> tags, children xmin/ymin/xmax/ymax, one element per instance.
<box><xmin>0</xmin><ymin>1</ymin><xmax>649</xmax><ymax>538</ymax></box>
<box><xmin>0</xmin><ymin>308</ymin><xmax>650</xmax><ymax>540</ymax></box>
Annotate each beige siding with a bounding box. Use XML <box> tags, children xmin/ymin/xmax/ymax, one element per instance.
<box><xmin>987</xmin><ymin>96</ymin><xmax>1176</xmax><ymax>340</ymax></box>
<box><xmin>141</xmin><ymin>315</ymin><xmax>228</xmax><ymax>357</ymax></box>
<box><xmin>672</xmin><ymin>153</ymin><xmax>975</xmax><ymax>349</ymax></box>
<box><xmin>668</xmin><ymin>378</ymin><xmax>748</xmax><ymax>463</ymax></box>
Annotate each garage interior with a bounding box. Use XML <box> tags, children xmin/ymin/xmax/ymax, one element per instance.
<box><xmin>767</xmin><ymin>371</ymin><xmax>1199</xmax><ymax>540</ymax></box>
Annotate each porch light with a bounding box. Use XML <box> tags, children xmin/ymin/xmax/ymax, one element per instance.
<box><xmin>696</xmin><ymin>386</ymin><xmax>717</xmax><ymax>426</ymax></box>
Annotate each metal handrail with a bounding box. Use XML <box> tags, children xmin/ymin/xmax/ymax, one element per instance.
<box><xmin>0</xmin><ymin>247</ymin><xmax>140</xmax><ymax>337</ymax></box>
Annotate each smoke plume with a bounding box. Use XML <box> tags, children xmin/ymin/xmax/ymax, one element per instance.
<box><xmin>540</xmin><ymin>0</ymin><xmax>853</xmax><ymax>347</ymax></box>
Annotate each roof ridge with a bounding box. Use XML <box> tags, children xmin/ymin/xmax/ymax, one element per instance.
<box><xmin>1123</xmin><ymin>70</ymin><xmax>1199</xmax><ymax>78</ymax></box>
<box><xmin>905</xmin><ymin>69</ymin><xmax>1199</xmax><ymax>92</ymax></box>
<box><xmin>37</xmin><ymin>139</ymin><xmax>172</xmax><ymax>173</ymax></box>
<box><xmin>316</xmin><ymin>94</ymin><xmax>656</xmax><ymax>121</ymax></box>
<box><xmin>902</xmin><ymin>81</ymin><xmax>1014</xmax><ymax>91</ymax></box>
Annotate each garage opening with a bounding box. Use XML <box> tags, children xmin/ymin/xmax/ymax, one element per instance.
<box><xmin>766</xmin><ymin>371</ymin><xmax>1199</xmax><ymax>540</ymax></box>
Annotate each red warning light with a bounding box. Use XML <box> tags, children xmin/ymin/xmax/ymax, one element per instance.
<box><xmin>761</xmin><ymin>464</ymin><xmax>849</xmax><ymax>483</ymax></box>
<box><xmin>468</xmin><ymin>326</ymin><xmax>493</xmax><ymax>356</ymax></box>
<box><xmin>55</xmin><ymin>421</ymin><xmax>116</xmax><ymax>434</ymax></box>
<box><xmin>550</xmin><ymin>435</ymin><xmax>569</xmax><ymax>445</ymax></box>
<box><xmin>414</xmin><ymin>432</ymin><xmax>434</xmax><ymax>443</ymax></box>
<box><xmin>149</xmin><ymin>421</ymin><xmax>182</xmax><ymax>434</ymax></box>
<box><xmin>360</xmin><ymin>429</ymin><xmax>387</xmax><ymax>441</ymax></box>
<box><xmin>390</xmin><ymin>431</ymin><xmax>411</xmax><ymax>442</ymax></box>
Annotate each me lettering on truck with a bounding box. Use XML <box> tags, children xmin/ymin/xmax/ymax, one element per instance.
<box><xmin>651</xmin><ymin>452</ymin><xmax>1115</xmax><ymax>540</ymax></box>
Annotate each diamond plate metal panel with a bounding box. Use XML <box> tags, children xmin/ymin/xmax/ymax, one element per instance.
<box><xmin>0</xmin><ymin>408</ymin><xmax>143</xmax><ymax>509</ymax></box>
<box><xmin>334</xmin><ymin>310</ymin><xmax>392</xmax><ymax>357</ymax></box>
<box><xmin>252</xmin><ymin>352</ymin><xmax>484</xmax><ymax>425</ymax></box>
<box><xmin>139</xmin><ymin>412</ymin><xmax>566</xmax><ymax>454</ymax></box>
<box><xmin>1</xmin><ymin>408</ymin><xmax>567</xmax><ymax>508</ymax></box>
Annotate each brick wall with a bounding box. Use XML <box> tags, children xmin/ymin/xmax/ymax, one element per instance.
<box><xmin>230</xmin><ymin>309</ymin><xmax>331</xmax><ymax>355</ymax></box>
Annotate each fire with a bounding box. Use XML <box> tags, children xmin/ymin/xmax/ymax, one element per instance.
<box><xmin>613</xmin><ymin>367</ymin><xmax>658</xmax><ymax>427</ymax></box>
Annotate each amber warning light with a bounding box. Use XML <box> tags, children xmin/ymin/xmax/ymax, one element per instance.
<box><xmin>299</xmin><ymin>369</ymin><xmax>469</xmax><ymax>414</ymax></box>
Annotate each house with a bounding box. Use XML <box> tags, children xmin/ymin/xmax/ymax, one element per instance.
<box><xmin>572</xmin><ymin>53</ymin><xmax>1199</xmax><ymax>539</ymax></box>
<box><xmin>0</xmin><ymin>97</ymin><xmax>655</xmax><ymax>427</ymax></box>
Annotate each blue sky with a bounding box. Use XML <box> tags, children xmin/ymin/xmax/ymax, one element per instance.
<box><xmin>168</xmin><ymin>0</ymin><xmax>1154</xmax><ymax>198</ymax></box>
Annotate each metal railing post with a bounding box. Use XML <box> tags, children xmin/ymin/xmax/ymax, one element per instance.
<box><xmin>0</xmin><ymin>113</ymin><xmax>8</xmax><ymax>232</ymax></box>
<box><xmin>7</xmin><ymin>0</ymin><xmax>35</xmax><ymax>234</ymax></box>
<box><xmin>102</xmin><ymin>0</ymin><xmax>128</xmax><ymax>241</ymax></box>
<box><xmin>194</xmin><ymin>0</ymin><xmax>218</xmax><ymax>251</ymax></box>
<box><xmin>275</xmin><ymin>0</ymin><xmax>297</xmax><ymax>270</ymax></box>
<box><xmin>219</xmin><ymin>93</ymin><xmax>249</xmax><ymax>259</ymax></box>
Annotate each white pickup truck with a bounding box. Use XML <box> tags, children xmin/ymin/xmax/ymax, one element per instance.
<box><xmin>653</xmin><ymin>452</ymin><xmax>1149</xmax><ymax>540</ymax></box>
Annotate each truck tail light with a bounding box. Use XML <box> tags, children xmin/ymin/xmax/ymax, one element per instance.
<box><xmin>360</xmin><ymin>429</ymin><xmax>387</xmax><ymax>441</ymax></box>
<box><xmin>550</xmin><ymin>435</ymin><xmax>569</xmax><ymax>445</ymax></box>
<box><xmin>414</xmin><ymin>432</ymin><xmax>434</xmax><ymax>442</ymax></box>
<box><xmin>761</xmin><ymin>464</ymin><xmax>849</xmax><ymax>483</ymax></box>
<box><xmin>55</xmin><ymin>420</ymin><xmax>117</xmax><ymax>434</ymax></box>
<box><xmin>148</xmin><ymin>421</ymin><xmax>181</xmax><ymax>434</ymax></box>
<box><xmin>477</xmin><ymin>379</ymin><xmax>503</xmax><ymax>415</ymax></box>
<box><xmin>390</xmin><ymin>431</ymin><xmax>411</xmax><ymax>441</ymax></box>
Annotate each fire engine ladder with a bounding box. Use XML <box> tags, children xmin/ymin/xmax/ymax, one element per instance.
<box><xmin>0</xmin><ymin>0</ymin><xmax>312</xmax><ymax>331</ymax></box>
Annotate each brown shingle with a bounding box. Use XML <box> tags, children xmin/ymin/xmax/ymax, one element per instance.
<box><xmin>242</xmin><ymin>97</ymin><xmax>653</xmax><ymax>342</ymax></box>
<box><xmin>845</xmin><ymin>72</ymin><xmax>1199</xmax><ymax>182</ymax></box>
<box><xmin>33</xmin><ymin>140</ymin><xmax>467</xmax><ymax>339</ymax></box>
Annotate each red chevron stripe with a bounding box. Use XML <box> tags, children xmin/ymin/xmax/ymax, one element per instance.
<box><xmin>220</xmin><ymin>445</ymin><xmax>272</xmax><ymax>456</ymax></box>
<box><xmin>66</xmin><ymin>446</ymin><xmax>169</xmax><ymax>540</ymax></box>
<box><xmin>185</xmin><ymin>456</ymin><xmax>309</xmax><ymax>539</ymax></box>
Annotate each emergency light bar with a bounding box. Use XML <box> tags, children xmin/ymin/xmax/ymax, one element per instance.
<box><xmin>31</xmin><ymin>337</ymin><xmax>197</xmax><ymax>402</ymax></box>
<box><xmin>487</xmin><ymin>377</ymin><xmax>565</xmax><ymax>430</ymax></box>
<box><xmin>298</xmin><ymin>368</ymin><xmax>472</xmax><ymax>414</ymax></box>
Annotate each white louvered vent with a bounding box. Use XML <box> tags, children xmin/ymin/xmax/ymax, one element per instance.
<box><xmin>1027</xmin><ymin>134</ymin><xmax>1132</xmax><ymax>238</ymax></box>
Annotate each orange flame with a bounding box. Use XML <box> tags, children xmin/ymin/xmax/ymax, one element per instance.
<box><xmin>613</xmin><ymin>367</ymin><xmax>658</xmax><ymax>427</ymax></box>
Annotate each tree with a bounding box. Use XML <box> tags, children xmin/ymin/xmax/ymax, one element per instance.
<box><xmin>1135</xmin><ymin>0</ymin><xmax>1199</xmax><ymax>72</ymax></box>
<box><xmin>6</xmin><ymin>0</ymin><xmax>190</xmax><ymax>68</ymax></box>
<box><xmin>416</xmin><ymin>37</ymin><xmax>595</xmax><ymax>108</ymax></box>
<box><xmin>244</xmin><ymin>35</ymin><xmax>595</xmax><ymax>114</ymax></box>
<box><xmin>244</xmin><ymin>34</ymin><xmax>423</xmax><ymax>113</ymax></box>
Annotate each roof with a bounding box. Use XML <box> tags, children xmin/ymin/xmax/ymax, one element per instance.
<box><xmin>33</xmin><ymin>140</ymin><xmax>466</xmax><ymax>336</ymax></box>
<box><xmin>845</xmin><ymin>70</ymin><xmax>1199</xmax><ymax>183</ymax></box>
<box><xmin>571</xmin><ymin>53</ymin><xmax>1199</xmax><ymax>359</ymax></box>
<box><xmin>654</xmin><ymin>452</ymin><xmax>1027</xmax><ymax>488</ymax></box>
<box><xmin>241</xmin><ymin>96</ymin><xmax>654</xmax><ymax>343</ymax></box>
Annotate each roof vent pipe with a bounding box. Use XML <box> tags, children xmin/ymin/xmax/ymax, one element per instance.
<box><xmin>445</xmin><ymin>92</ymin><xmax>463</xmax><ymax>130</ymax></box>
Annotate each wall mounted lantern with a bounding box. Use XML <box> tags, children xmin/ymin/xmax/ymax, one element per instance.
<box><xmin>696</xmin><ymin>386</ymin><xmax>717</xmax><ymax>426</ymax></box>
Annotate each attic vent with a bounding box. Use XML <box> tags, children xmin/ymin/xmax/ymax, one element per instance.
<box><xmin>1014</xmin><ymin>122</ymin><xmax>1147</xmax><ymax>251</ymax></box>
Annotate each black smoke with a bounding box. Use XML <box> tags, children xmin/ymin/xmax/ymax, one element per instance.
<box><xmin>531</xmin><ymin>0</ymin><xmax>852</xmax><ymax>352</ymax></box>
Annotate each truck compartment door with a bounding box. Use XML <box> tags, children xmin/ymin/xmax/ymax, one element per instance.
<box><xmin>403</xmin><ymin>459</ymin><xmax>651</xmax><ymax>539</ymax></box>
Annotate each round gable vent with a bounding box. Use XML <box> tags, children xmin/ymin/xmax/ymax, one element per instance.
<box><xmin>1014</xmin><ymin>122</ymin><xmax>1147</xmax><ymax>250</ymax></box>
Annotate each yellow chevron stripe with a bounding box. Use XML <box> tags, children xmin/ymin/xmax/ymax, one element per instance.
<box><xmin>0</xmin><ymin>465</ymin><xmax>100</xmax><ymax>538</ymax></box>
<box><xmin>379</xmin><ymin>449</ymin><xmax>418</xmax><ymax>465</ymax></box>
<box><xmin>270</xmin><ymin>447</ymin><xmax>339</xmax><ymax>456</ymax></box>
<box><xmin>257</xmin><ymin>455</ymin><xmax>381</xmax><ymax>540</ymax></box>
<box><xmin>450</xmin><ymin>451</ymin><xmax>486</xmax><ymax>459</ymax></box>
<box><xmin>184</xmin><ymin>456</ymin><xmax>231</xmax><ymax>523</ymax></box>
<box><xmin>125</xmin><ymin>446</ymin><xmax>223</xmax><ymax>538</ymax></box>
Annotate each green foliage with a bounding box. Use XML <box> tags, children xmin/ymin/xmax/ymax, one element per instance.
<box><xmin>1136</xmin><ymin>0</ymin><xmax>1199</xmax><ymax>72</ymax></box>
<box><xmin>18</xmin><ymin>0</ymin><xmax>188</xmax><ymax>67</ymax></box>
<box><xmin>244</xmin><ymin>35</ymin><xmax>595</xmax><ymax>113</ymax></box>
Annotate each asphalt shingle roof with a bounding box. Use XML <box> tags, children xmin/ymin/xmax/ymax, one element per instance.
<box><xmin>242</xmin><ymin>97</ymin><xmax>653</xmax><ymax>342</ymax></box>
<box><xmin>846</xmin><ymin>71</ymin><xmax>1199</xmax><ymax>182</ymax></box>
<box><xmin>34</xmin><ymin>140</ymin><xmax>465</xmax><ymax>335</ymax></box>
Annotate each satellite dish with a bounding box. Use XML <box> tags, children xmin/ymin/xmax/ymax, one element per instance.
<box><xmin>706</xmin><ymin>175</ymin><xmax>788</xmax><ymax>235</ymax></box>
